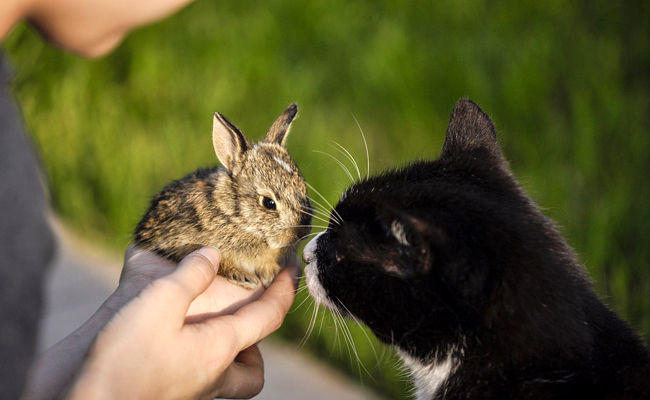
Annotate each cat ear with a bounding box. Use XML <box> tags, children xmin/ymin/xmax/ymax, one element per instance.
<box><xmin>213</xmin><ymin>112</ymin><xmax>249</xmax><ymax>171</ymax></box>
<box><xmin>376</xmin><ymin>205</ymin><xmax>445</xmax><ymax>274</ymax></box>
<box><xmin>441</xmin><ymin>99</ymin><xmax>502</xmax><ymax>159</ymax></box>
<box><xmin>264</xmin><ymin>103</ymin><xmax>298</xmax><ymax>147</ymax></box>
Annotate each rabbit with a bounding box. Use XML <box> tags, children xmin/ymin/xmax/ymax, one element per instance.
<box><xmin>134</xmin><ymin>103</ymin><xmax>312</xmax><ymax>289</ymax></box>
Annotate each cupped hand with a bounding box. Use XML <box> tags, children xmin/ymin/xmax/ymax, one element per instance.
<box><xmin>67</xmin><ymin>247</ymin><xmax>301</xmax><ymax>400</ymax></box>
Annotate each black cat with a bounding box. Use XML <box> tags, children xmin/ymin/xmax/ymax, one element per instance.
<box><xmin>302</xmin><ymin>99</ymin><xmax>650</xmax><ymax>399</ymax></box>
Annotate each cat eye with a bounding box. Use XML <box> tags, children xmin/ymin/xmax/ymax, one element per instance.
<box><xmin>261</xmin><ymin>196</ymin><xmax>277</xmax><ymax>211</ymax></box>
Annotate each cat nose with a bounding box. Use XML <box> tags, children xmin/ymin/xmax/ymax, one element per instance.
<box><xmin>302</xmin><ymin>251</ymin><xmax>313</xmax><ymax>265</ymax></box>
<box><xmin>302</xmin><ymin>231</ymin><xmax>324</xmax><ymax>264</ymax></box>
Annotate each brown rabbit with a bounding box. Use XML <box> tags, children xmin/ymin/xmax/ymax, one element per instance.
<box><xmin>134</xmin><ymin>103</ymin><xmax>311</xmax><ymax>289</ymax></box>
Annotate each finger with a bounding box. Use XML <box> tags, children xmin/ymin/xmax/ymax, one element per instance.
<box><xmin>152</xmin><ymin>247</ymin><xmax>221</xmax><ymax>317</ymax></box>
<box><xmin>186</xmin><ymin>277</ymin><xmax>264</xmax><ymax>319</ymax></box>
<box><xmin>204</xmin><ymin>345</ymin><xmax>265</xmax><ymax>400</ymax></box>
<box><xmin>120</xmin><ymin>244</ymin><xmax>176</xmax><ymax>283</ymax></box>
<box><xmin>228</xmin><ymin>264</ymin><xmax>300</xmax><ymax>348</ymax></box>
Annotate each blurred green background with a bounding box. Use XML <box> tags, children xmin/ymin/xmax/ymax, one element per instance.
<box><xmin>4</xmin><ymin>0</ymin><xmax>649</xmax><ymax>398</ymax></box>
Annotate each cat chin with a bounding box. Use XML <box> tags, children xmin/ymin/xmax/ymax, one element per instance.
<box><xmin>304</xmin><ymin>262</ymin><xmax>338</xmax><ymax>311</ymax></box>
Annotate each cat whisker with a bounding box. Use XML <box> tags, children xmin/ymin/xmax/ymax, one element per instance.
<box><xmin>313</xmin><ymin>150</ymin><xmax>355</xmax><ymax>183</ymax></box>
<box><xmin>306</xmin><ymin>196</ymin><xmax>341</xmax><ymax>226</ymax></box>
<box><xmin>294</xmin><ymin>285</ymin><xmax>309</xmax><ymax>296</ymax></box>
<box><xmin>327</xmin><ymin>310</ymin><xmax>342</xmax><ymax>357</ymax></box>
<box><xmin>291</xmin><ymin>290</ymin><xmax>313</xmax><ymax>313</ymax></box>
<box><xmin>334</xmin><ymin>298</ymin><xmax>375</xmax><ymax>383</ymax></box>
<box><xmin>332</xmin><ymin>310</ymin><xmax>355</xmax><ymax>374</ymax></box>
<box><xmin>298</xmin><ymin>301</ymin><xmax>320</xmax><ymax>349</ymax></box>
<box><xmin>338</xmin><ymin>301</ymin><xmax>381</xmax><ymax>370</ymax></box>
<box><xmin>350</xmin><ymin>110</ymin><xmax>370</xmax><ymax>178</ymax></box>
<box><xmin>330</xmin><ymin>140</ymin><xmax>361</xmax><ymax>181</ymax></box>
<box><xmin>316</xmin><ymin>306</ymin><xmax>326</xmax><ymax>340</ymax></box>
<box><xmin>307</xmin><ymin>210</ymin><xmax>335</xmax><ymax>226</ymax></box>
<box><xmin>285</xmin><ymin>224</ymin><xmax>328</xmax><ymax>230</ymax></box>
<box><xmin>305</xmin><ymin>182</ymin><xmax>344</xmax><ymax>225</ymax></box>
<box><xmin>298</xmin><ymin>231</ymin><xmax>325</xmax><ymax>241</ymax></box>
<box><xmin>300</xmin><ymin>204</ymin><xmax>329</xmax><ymax>218</ymax></box>
<box><xmin>292</xmin><ymin>231</ymin><xmax>324</xmax><ymax>246</ymax></box>
<box><xmin>297</xmin><ymin>208</ymin><xmax>331</xmax><ymax>226</ymax></box>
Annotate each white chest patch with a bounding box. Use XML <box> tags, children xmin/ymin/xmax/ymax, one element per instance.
<box><xmin>399</xmin><ymin>351</ymin><xmax>457</xmax><ymax>400</ymax></box>
<box><xmin>273</xmin><ymin>155</ymin><xmax>294</xmax><ymax>174</ymax></box>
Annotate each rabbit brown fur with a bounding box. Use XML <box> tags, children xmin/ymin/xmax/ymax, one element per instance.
<box><xmin>134</xmin><ymin>103</ymin><xmax>311</xmax><ymax>289</ymax></box>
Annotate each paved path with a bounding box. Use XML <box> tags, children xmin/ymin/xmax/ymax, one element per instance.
<box><xmin>38</xmin><ymin>228</ymin><xmax>380</xmax><ymax>400</ymax></box>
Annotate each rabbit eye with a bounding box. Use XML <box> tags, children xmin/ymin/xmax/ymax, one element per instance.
<box><xmin>262</xmin><ymin>196</ymin><xmax>277</xmax><ymax>211</ymax></box>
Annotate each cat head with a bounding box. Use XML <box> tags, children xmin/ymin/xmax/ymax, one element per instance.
<box><xmin>303</xmin><ymin>99</ymin><xmax>586</xmax><ymax>359</ymax></box>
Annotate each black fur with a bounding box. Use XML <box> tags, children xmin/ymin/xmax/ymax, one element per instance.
<box><xmin>304</xmin><ymin>99</ymin><xmax>650</xmax><ymax>399</ymax></box>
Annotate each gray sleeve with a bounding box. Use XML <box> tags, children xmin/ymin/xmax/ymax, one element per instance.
<box><xmin>0</xmin><ymin>50</ymin><xmax>56</xmax><ymax>399</ymax></box>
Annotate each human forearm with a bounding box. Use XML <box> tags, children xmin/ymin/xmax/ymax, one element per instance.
<box><xmin>21</xmin><ymin>277</ymin><xmax>151</xmax><ymax>400</ymax></box>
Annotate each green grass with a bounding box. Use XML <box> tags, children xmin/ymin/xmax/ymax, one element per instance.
<box><xmin>4</xmin><ymin>0</ymin><xmax>649</xmax><ymax>398</ymax></box>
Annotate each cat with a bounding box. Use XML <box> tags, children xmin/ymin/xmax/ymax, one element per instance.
<box><xmin>302</xmin><ymin>99</ymin><xmax>650</xmax><ymax>399</ymax></box>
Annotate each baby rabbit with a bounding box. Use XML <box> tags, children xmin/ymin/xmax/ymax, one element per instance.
<box><xmin>134</xmin><ymin>103</ymin><xmax>311</xmax><ymax>289</ymax></box>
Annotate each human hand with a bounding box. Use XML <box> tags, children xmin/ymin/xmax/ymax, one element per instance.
<box><xmin>120</xmin><ymin>245</ymin><xmax>267</xmax><ymax>320</ymax></box>
<box><xmin>67</xmin><ymin>247</ymin><xmax>301</xmax><ymax>399</ymax></box>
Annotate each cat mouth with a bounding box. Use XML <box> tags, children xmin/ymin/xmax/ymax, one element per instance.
<box><xmin>301</xmin><ymin>232</ymin><xmax>340</xmax><ymax>311</ymax></box>
<box><xmin>304</xmin><ymin>261</ymin><xmax>339</xmax><ymax>312</ymax></box>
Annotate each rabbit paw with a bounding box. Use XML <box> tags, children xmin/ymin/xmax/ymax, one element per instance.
<box><xmin>259</xmin><ymin>271</ymin><xmax>276</xmax><ymax>288</ymax></box>
<box><xmin>219</xmin><ymin>264</ymin><xmax>261</xmax><ymax>290</ymax></box>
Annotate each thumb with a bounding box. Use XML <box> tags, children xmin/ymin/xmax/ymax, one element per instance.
<box><xmin>155</xmin><ymin>247</ymin><xmax>221</xmax><ymax>317</ymax></box>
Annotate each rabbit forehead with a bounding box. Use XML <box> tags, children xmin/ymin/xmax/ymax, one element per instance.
<box><xmin>241</xmin><ymin>143</ymin><xmax>308</xmax><ymax>197</ymax></box>
<box><xmin>247</xmin><ymin>144</ymin><xmax>299</xmax><ymax>177</ymax></box>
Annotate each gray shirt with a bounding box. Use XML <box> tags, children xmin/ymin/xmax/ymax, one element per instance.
<box><xmin>0</xmin><ymin>49</ymin><xmax>55</xmax><ymax>399</ymax></box>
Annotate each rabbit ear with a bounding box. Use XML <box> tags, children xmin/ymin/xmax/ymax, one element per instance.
<box><xmin>264</xmin><ymin>103</ymin><xmax>298</xmax><ymax>147</ymax></box>
<box><xmin>213</xmin><ymin>112</ymin><xmax>248</xmax><ymax>171</ymax></box>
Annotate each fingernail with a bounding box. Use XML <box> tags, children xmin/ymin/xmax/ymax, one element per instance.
<box><xmin>197</xmin><ymin>247</ymin><xmax>221</xmax><ymax>273</ymax></box>
<box><xmin>289</xmin><ymin>263</ymin><xmax>302</xmax><ymax>290</ymax></box>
